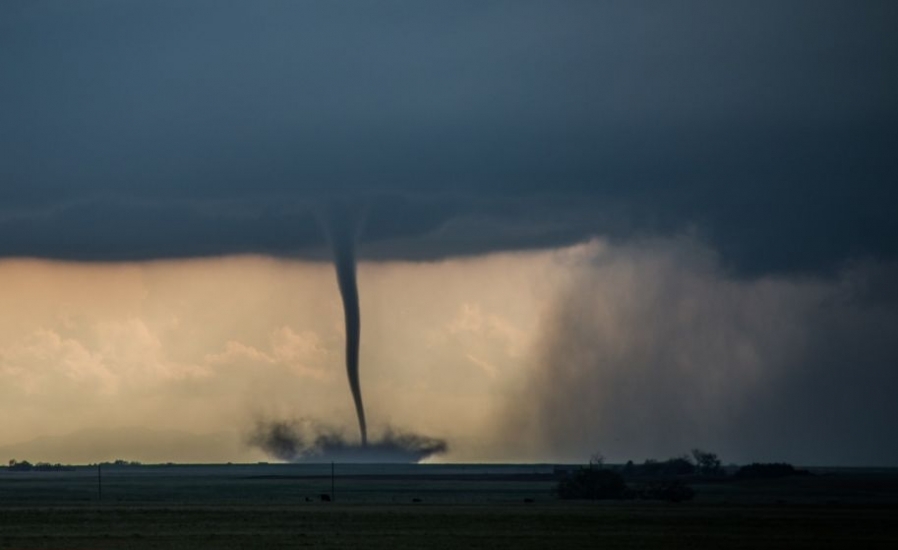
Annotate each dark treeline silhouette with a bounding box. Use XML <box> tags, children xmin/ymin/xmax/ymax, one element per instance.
<box><xmin>622</xmin><ymin>457</ymin><xmax>695</xmax><ymax>478</ymax></box>
<box><xmin>6</xmin><ymin>460</ymin><xmax>74</xmax><ymax>472</ymax></box>
<box><xmin>5</xmin><ymin>459</ymin><xmax>145</xmax><ymax>471</ymax></box>
<box><xmin>557</xmin><ymin>449</ymin><xmax>809</xmax><ymax>502</ymax></box>
<box><xmin>734</xmin><ymin>463</ymin><xmax>811</xmax><ymax>480</ymax></box>
<box><xmin>556</xmin><ymin>467</ymin><xmax>694</xmax><ymax>502</ymax></box>
<box><xmin>619</xmin><ymin>449</ymin><xmax>723</xmax><ymax>479</ymax></box>
<box><xmin>97</xmin><ymin>460</ymin><xmax>143</xmax><ymax>467</ymax></box>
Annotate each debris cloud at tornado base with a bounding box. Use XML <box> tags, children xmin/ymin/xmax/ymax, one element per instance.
<box><xmin>250</xmin><ymin>201</ymin><xmax>453</xmax><ymax>463</ymax></box>
<box><xmin>247</xmin><ymin>419</ymin><xmax>448</xmax><ymax>463</ymax></box>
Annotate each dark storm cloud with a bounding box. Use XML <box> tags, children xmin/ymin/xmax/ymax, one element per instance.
<box><xmin>1</xmin><ymin>1</ymin><xmax>896</xmax><ymax>272</ymax></box>
<box><xmin>503</xmin><ymin>239</ymin><xmax>898</xmax><ymax>466</ymax></box>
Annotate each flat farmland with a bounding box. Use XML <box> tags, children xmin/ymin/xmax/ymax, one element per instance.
<box><xmin>1</xmin><ymin>464</ymin><xmax>896</xmax><ymax>549</ymax></box>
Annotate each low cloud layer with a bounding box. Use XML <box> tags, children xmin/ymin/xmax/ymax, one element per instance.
<box><xmin>1</xmin><ymin>2</ymin><xmax>896</xmax><ymax>274</ymax></box>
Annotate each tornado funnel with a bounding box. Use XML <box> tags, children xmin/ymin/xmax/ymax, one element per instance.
<box><xmin>325</xmin><ymin>203</ymin><xmax>367</xmax><ymax>446</ymax></box>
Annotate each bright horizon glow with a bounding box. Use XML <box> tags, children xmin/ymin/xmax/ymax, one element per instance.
<box><xmin>1</xmin><ymin>239</ymin><xmax>896</xmax><ymax>467</ymax></box>
<box><xmin>0</xmin><ymin>247</ymin><xmax>564</xmax><ymax>464</ymax></box>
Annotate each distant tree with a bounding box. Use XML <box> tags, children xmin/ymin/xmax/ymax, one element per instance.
<box><xmin>8</xmin><ymin>460</ymin><xmax>33</xmax><ymax>471</ymax></box>
<box><xmin>104</xmin><ymin>459</ymin><xmax>141</xmax><ymax>467</ymax></box>
<box><xmin>33</xmin><ymin>462</ymin><xmax>71</xmax><ymax>472</ymax></box>
<box><xmin>589</xmin><ymin>452</ymin><xmax>605</xmax><ymax>469</ymax></box>
<box><xmin>691</xmin><ymin>449</ymin><xmax>723</xmax><ymax>476</ymax></box>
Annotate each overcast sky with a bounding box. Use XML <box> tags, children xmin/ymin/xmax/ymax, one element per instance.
<box><xmin>0</xmin><ymin>2</ymin><xmax>896</xmax><ymax>465</ymax></box>
<box><xmin>2</xmin><ymin>1</ymin><xmax>896</xmax><ymax>273</ymax></box>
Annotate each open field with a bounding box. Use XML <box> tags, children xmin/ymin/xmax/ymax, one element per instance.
<box><xmin>1</xmin><ymin>464</ymin><xmax>897</xmax><ymax>549</ymax></box>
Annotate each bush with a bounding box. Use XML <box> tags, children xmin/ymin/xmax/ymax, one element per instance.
<box><xmin>734</xmin><ymin>463</ymin><xmax>811</xmax><ymax>480</ymax></box>
<box><xmin>621</xmin><ymin>457</ymin><xmax>695</xmax><ymax>479</ymax></box>
<box><xmin>6</xmin><ymin>460</ymin><xmax>72</xmax><ymax>472</ymax></box>
<box><xmin>7</xmin><ymin>460</ymin><xmax>33</xmax><ymax>471</ymax></box>
<box><xmin>638</xmin><ymin>480</ymin><xmax>695</xmax><ymax>502</ymax></box>
<box><xmin>557</xmin><ymin>468</ymin><xmax>627</xmax><ymax>500</ymax></box>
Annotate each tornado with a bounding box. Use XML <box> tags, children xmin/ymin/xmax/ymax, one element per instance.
<box><xmin>325</xmin><ymin>204</ymin><xmax>367</xmax><ymax>446</ymax></box>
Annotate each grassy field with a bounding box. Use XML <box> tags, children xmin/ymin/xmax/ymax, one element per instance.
<box><xmin>1</xmin><ymin>464</ymin><xmax>896</xmax><ymax>549</ymax></box>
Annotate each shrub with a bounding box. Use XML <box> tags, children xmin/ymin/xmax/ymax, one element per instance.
<box><xmin>621</xmin><ymin>457</ymin><xmax>695</xmax><ymax>479</ymax></box>
<box><xmin>557</xmin><ymin>468</ymin><xmax>627</xmax><ymax>500</ymax></box>
<box><xmin>7</xmin><ymin>460</ymin><xmax>33</xmax><ymax>471</ymax></box>
<box><xmin>638</xmin><ymin>480</ymin><xmax>695</xmax><ymax>502</ymax></box>
<box><xmin>734</xmin><ymin>463</ymin><xmax>811</xmax><ymax>480</ymax></box>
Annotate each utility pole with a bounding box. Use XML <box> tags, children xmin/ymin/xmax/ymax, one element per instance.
<box><xmin>331</xmin><ymin>462</ymin><xmax>335</xmax><ymax>502</ymax></box>
<box><xmin>97</xmin><ymin>463</ymin><xmax>102</xmax><ymax>501</ymax></box>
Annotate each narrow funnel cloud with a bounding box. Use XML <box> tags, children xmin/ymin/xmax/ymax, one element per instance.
<box><xmin>324</xmin><ymin>203</ymin><xmax>367</xmax><ymax>446</ymax></box>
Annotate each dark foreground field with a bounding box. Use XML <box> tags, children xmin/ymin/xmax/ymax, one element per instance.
<box><xmin>1</xmin><ymin>464</ymin><xmax>897</xmax><ymax>549</ymax></box>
